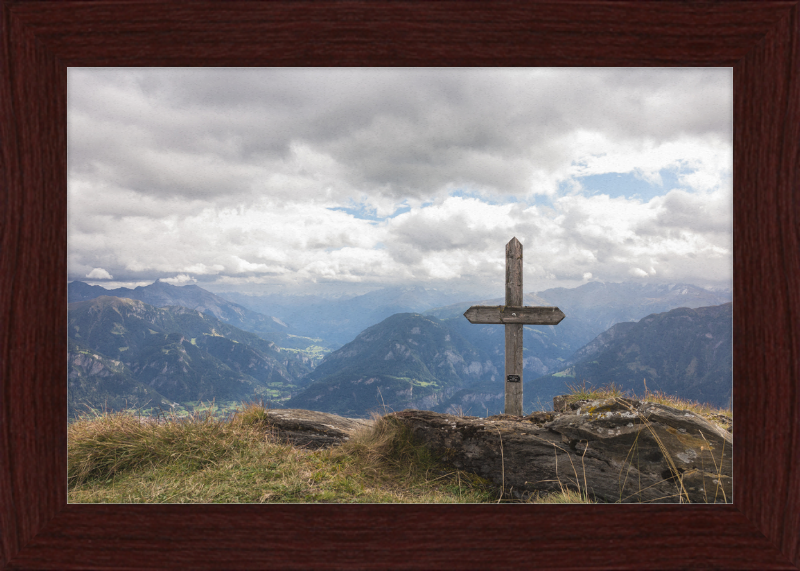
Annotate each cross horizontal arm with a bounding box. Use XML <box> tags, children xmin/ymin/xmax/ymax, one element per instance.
<box><xmin>463</xmin><ymin>305</ymin><xmax>566</xmax><ymax>325</ymax></box>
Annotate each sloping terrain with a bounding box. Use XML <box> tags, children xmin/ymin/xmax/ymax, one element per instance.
<box><xmin>68</xmin><ymin>337</ymin><xmax>171</xmax><ymax>416</ymax></box>
<box><xmin>286</xmin><ymin>313</ymin><xmax>497</xmax><ymax>417</ymax></box>
<box><xmin>287</xmin><ymin>301</ymin><xmax>732</xmax><ymax>417</ymax></box>
<box><xmin>222</xmin><ymin>285</ymin><xmax>458</xmax><ymax>347</ymax></box>
<box><xmin>527</xmin><ymin>303</ymin><xmax>733</xmax><ymax>410</ymax></box>
<box><xmin>427</xmin><ymin>282</ymin><xmax>732</xmax><ymax>369</ymax></box>
<box><xmin>69</xmin><ymin>281</ymin><xmax>733</xmax><ymax>419</ymax></box>
<box><xmin>68</xmin><ymin>280</ymin><xmax>334</xmax><ymax>360</ymax></box>
<box><xmin>68</xmin><ymin>296</ymin><xmax>314</xmax><ymax>417</ymax></box>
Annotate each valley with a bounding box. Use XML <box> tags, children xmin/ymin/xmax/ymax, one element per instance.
<box><xmin>68</xmin><ymin>280</ymin><xmax>733</xmax><ymax>420</ymax></box>
<box><xmin>67</xmin><ymin>296</ymin><xmax>313</xmax><ymax>419</ymax></box>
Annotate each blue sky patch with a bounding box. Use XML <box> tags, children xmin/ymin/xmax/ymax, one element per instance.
<box><xmin>328</xmin><ymin>202</ymin><xmax>412</xmax><ymax>222</ymax></box>
<box><xmin>529</xmin><ymin>194</ymin><xmax>555</xmax><ymax>208</ymax></box>
<box><xmin>570</xmin><ymin>168</ymin><xmax>689</xmax><ymax>202</ymax></box>
<box><xmin>328</xmin><ymin>206</ymin><xmax>382</xmax><ymax>221</ymax></box>
<box><xmin>449</xmin><ymin>189</ymin><xmax>516</xmax><ymax>205</ymax></box>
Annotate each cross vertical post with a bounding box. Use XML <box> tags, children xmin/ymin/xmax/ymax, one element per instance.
<box><xmin>505</xmin><ymin>237</ymin><xmax>524</xmax><ymax>415</ymax></box>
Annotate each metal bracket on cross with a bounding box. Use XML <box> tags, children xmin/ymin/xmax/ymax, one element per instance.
<box><xmin>463</xmin><ymin>237</ymin><xmax>566</xmax><ymax>416</ymax></box>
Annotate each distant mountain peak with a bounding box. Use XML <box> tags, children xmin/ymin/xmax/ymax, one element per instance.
<box><xmin>68</xmin><ymin>279</ymin><xmax>292</xmax><ymax>338</ymax></box>
<box><xmin>146</xmin><ymin>279</ymin><xmax>170</xmax><ymax>289</ymax></box>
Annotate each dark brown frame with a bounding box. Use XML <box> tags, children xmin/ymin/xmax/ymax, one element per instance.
<box><xmin>2</xmin><ymin>1</ymin><xmax>798</xmax><ymax>569</ymax></box>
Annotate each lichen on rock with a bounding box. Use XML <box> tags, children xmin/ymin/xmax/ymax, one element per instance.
<box><xmin>390</xmin><ymin>396</ymin><xmax>732</xmax><ymax>504</ymax></box>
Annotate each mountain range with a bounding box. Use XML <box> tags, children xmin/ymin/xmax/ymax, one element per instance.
<box><xmin>426</xmin><ymin>282</ymin><xmax>731</xmax><ymax>385</ymax></box>
<box><xmin>218</xmin><ymin>285</ymin><xmax>460</xmax><ymax>347</ymax></box>
<box><xmin>68</xmin><ymin>280</ymin><xmax>335</xmax><ymax>363</ymax></box>
<box><xmin>536</xmin><ymin>302</ymin><xmax>733</xmax><ymax>409</ymax></box>
<box><xmin>284</xmin><ymin>302</ymin><xmax>732</xmax><ymax>417</ymax></box>
<box><xmin>67</xmin><ymin>296</ymin><xmax>313</xmax><ymax>418</ymax></box>
<box><xmin>67</xmin><ymin>279</ymin><xmax>732</xmax><ymax>419</ymax></box>
<box><xmin>428</xmin><ymin>282</ymin><xmax>731</xmax><ymax>360</ymax></box>
<box><xmin>69</xmin><ymin>279</ymin><xmax>288</xmax><ymax>336</ymax></box>
<box><xmin>285</xmin><ymin>313</ymin><xmax>496</xmax><ymax>416</ymax></box>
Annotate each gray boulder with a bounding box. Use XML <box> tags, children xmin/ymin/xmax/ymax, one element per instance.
<box><xmin>391</xmin><ymin>396</ymin><xmax>732</xmax><ymax>503</ymax></box>
<box><xmin>263</xmin><ymin>409</ymin><xmax>374</xmax><ymax>449</ymax></box>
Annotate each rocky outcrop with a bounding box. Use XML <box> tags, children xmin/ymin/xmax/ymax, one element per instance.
<box><xmin>391</xmin><ymin>396</ymin><xmax>732</xmax><ymax>503</ymax></box>
<box><xmin>263</xmin><ymin>409</ymin><xmax>374</xmax><ymax>449</ymax></box>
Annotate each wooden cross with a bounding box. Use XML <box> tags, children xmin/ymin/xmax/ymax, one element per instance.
<box><xmin>463</xmin><ymin>237</ymin><xmax>565</xmax><ymax>416</ymax></box>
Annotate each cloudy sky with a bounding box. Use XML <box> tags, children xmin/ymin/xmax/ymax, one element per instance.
<box><xmin>68</xmin><ymin>68</ymin><xmax>732</xmax><ymax>298</ymax></box>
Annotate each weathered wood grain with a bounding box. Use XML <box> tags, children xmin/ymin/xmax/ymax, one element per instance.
<box><xmin>463</xmin><ymin>305</ymin><xmax>566</xmax><ymax>325</ymax></box>
<box><xmin>504</xmin><ymin>322</ymin><xmax>523</xmax><ymax>415</ymax></box>
<box><xmin>505</xmin><ymin>237</ymin><xmax>523</xmax><ymax>307</ymax></box>
<box><xmin>504</xmin><ymin>237</ymin><xmax>524</xmax><ymax>415</ymax></box>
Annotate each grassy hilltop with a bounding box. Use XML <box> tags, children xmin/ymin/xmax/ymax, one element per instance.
<box><xmin>68</xmin><ymin>402</ymin><xmax>498</xmax><ymax>504</ymax></box>
<box><xmin>68</xmin><ymin>384</ymin><xmax>731</xmax><ymax>504</ymax></box>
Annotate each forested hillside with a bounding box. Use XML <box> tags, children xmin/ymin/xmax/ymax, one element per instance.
<box><xmin>286</xmin><ymin>313</ymin><xmax>495</xmax><ymax>416</ymax></box>
<box><xmin>534</xmin><ymin>302</ymin><xmax>733</xmax><ymax>409</ymax></box>
<box><xmin>285</xmin><ymin>303</ymin><xmax>732</xmax><ymax>417</ymax></box>
<box><xmin>68</xmin><ymin>296</ymin><xmax>313</xmax><ymax>418</ymax></box>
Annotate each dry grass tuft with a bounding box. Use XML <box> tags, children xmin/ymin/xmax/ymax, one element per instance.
<box><xmin>68</xmin><ymin>406</ymin><xmax>265</xmax><ymax>488</ymax></box>
<box><xmin>68</xmin><ymin>403</ymin><xmax>495</xmax><ymax>504</ymax></box>
<box><xmin>565</xmin><ymin>379</ymin><xmax>732</xmax><ymax>431</ymax></box>
<box><xmin>530</xmin><ymin>487</ymin><xmax>593</xmax><ymax>504</ymax></box>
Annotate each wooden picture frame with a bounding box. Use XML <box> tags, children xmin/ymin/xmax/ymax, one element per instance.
<box><xmin>1</xmin><ymin>1</ymin><xmax>798</xmax><ymax>569</ymax></box>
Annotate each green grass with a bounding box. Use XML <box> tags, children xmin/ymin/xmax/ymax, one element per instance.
<box><xmin>382</xmin><ymin>375</ymin><xmax>438</xmax><ymax>388</ymax></box>
<box><xmin>68</xmin><ymin>403</ymin><xmax>498</xmax><ymax>504</ymax></box>
<box><xmin>552</xmin><ymin>368</ymin><xmax>575</xmax><ymax>378</ymax></box>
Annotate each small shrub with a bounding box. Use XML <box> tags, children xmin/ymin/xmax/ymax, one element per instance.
<box><xmin>230</xmin><ymin>401</ymin><xmax>272</xmax><ymax>427</ymax></box>
<box><xmin>564</xmin><ymin>380</ymin><xmax>625</xmax><ymax>403</ymax></box>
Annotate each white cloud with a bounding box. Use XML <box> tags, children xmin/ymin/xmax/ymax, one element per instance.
<box><xmin>67</xmin><ymin>68</ymin><xmax>733</xmax><ymax>295</ymax></box>
<box><xmin>161</xmin><ymin>274</ymin><xmax>197</xmax><ymax>286</ymax></box>
<box><xmin>85</xmin><ymin>268</ymin><xmax>113</xmax><ymax>280</ymax></box>
<box><xmin>562</xmin><ymin>134</ymin><xmax>731</xmax><ymax>191</ymax></box>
